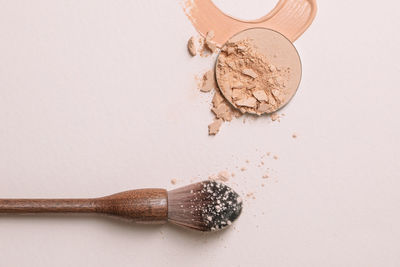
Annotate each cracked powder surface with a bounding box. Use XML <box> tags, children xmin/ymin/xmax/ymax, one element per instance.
<box><xmin>216</xmin><ymin>39</ymin><xmax>291</xmax><ymax>115</ymax></box>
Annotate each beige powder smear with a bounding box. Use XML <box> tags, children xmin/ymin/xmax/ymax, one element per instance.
<box><xmin>181</xmin><ymin>0</ymin><xmax>317</xmax><ymax>45</ymax></box>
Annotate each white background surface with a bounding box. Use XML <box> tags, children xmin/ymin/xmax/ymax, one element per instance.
<box><xmin>0</xmin><ymin>0</ymin><xmax>399</xmax><ymax>266</ymax></box>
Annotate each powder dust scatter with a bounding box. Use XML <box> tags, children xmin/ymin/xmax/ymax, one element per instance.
<box><xmin>170</xmin><ymin>178</ymin><xmax>177</xmax><ymax>185</ymax></box>
<box><xmin>246</xmin><ymin>192</ymin><xmax>256</xmax><ymax>200</ymax></box>
<box><xmin>200</xmin><ymin>70</ymin><xmax>216</xmax><ymax>93</ymax></box>
<box><xmin>159</xmin><ymin>231</ymin><xmax>165</xmax><ymax>240</ymax></box>
<box><xmin>209</xmin><ymin>170</ymin><xmax>231</xmax><ymax>182</ymax></box>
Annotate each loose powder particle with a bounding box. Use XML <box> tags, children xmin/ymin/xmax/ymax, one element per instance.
<box><xmin>205</xmin><ymin>31</ymin><xmax>218</xmax><ymax>53</ymax></box>
<box><xmin>270</xmin><ymin>113</ymin><xmax>280</xmax><ymax>121</ymax></box>
<box><xmin>181</xmin><ymin>0</ymin><xmax>317</xmax><ymax>46</ymax></box>
<box><xmin>292</xmin><ymin>133</ymin><xmax>297</xmax><ymax>138</ymax></box>
<box><xmin>216</xmin><ymin>39</ymin><xmax>291</xmax><ymax>115</ymax></box>
<box><xmin>209</xmin><ymin>171</ymin><xmax>231</xmax><ymax>182</ymax></box>
<box><xmin>171</xmin><ymin>178</ymin><xmax>177</xmax><ymax>185</ymax></box>
<box><xmin>198</xmin><ymin>31</ymin><xmax>219</xmax><ymax>57</ymax></box>
<box><xmin>208</xmin><ymin>118</ymin><xmax>223</xmax><ymax>135</ymax></box>
<box><xmin>200</xmin><ymin>70</ymin><xmax>216</xmax><ymax>92</ymax></box>
<box><xmin>246</xmin><ymin>192</ymin><xmax>256</xmax><ymax>200</ymax></box>
<box><xmin>187</xmin><ymin>36</ymin><xmax>197</xmax><ymax>56</ymax></box>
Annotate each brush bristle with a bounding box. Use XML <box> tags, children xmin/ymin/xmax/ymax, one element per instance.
<box><xmin>167</xmin><ymin>180</ymin><xmax>242</xmax><ymax>232</ymax></box>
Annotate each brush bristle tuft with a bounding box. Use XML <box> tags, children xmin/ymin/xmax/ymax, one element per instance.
<box><xmin>168</xmin><ymin>181</ymin><xmax>242</xmax><ymax>231</ymax></box>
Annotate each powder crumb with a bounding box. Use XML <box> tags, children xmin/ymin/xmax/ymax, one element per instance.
<box><xmin>261</xmin><ymin>161</ymin><xmax>264</xmax><ymax>165</ymax></box>
<box><xmin>245</xmin><ymin>160</ymin><xmax>250</xmax><ymax>163</ymax></box>
<box><xmin>292</xmin><ymin>133</ymin><xmax>297</xmax><ymax>139</ymax></box>
<box><xmin>266</xmin><ymin>152</ymin><xmax>271</xmax><ymax>156</ymax></box>
<box><xmin>216</xmin><ymin>39</ymin><xmax>291</xmax><ymax>115</ymax></box>
<box><xmin>236</xmin><ymin>97</ymin><xmax>257</xmax><ymax>108</ymax></box>
<box><xmin>270</xmin><ymin>113</ymin><xmax>280</xmax><ymax>121</ymax></box>
<box><xmin>242</xmin><ymin>68</ymin><xmax>258</xmax><ymax>78</ymax></box>
<box><xmin>205</xmin><ymin>31</ymin><xmax>218</xmax><ymax>53</ymax></box>
<box><xmin>200</xmin><ymin>70</ymin><xmax>216</xmax><ymax>92</ymax></box>
<box><xmin>262</xmin><ymin>174</ymin><xmax>269</xmax><ymax>179</ymax></box>
<box><xmin>240</xmin><ymin>167</ymin><xmax>247</xmax><ymax>172</ymax></box>
<box><xmin>273</xmin><ymin>155</ymin><xmax>278</xmax><ymax>160</ymax></box>
<box><xmin>231</xmin><ymin>172</ymin><xmax>235</xmax><ymax>177</ymax></box>
<box><xmin>246</xmin><ymin>193</ymin><xmax>256</xmax><ymax>200</ymax></box>
<box><xmin>206</xmin><ymin>40</ymin><xmax>217</xmax><ymax>53</ymax></box>
<box><xmin>253</xmin><ymin>90</ymin><xmax>268</xmax><ymax>101</ymax></box>
<box><xmin>187</xmin><ymin>36</ymin><xmax>197</xmax><ymax>56</ymax></box>
<box><xmin>261</xmin><ymin>184</ymin><xmax>265</xmax><ymax>187</ymax></box>
<box><xmin>208</xmin><ymin>119</ymin><xmax>223</xmax><ymax>135</ymax></box>
<box><xmin>217</xmin><ymin>170</ymin><xmax>231</xmax><ymax>182</ymax></box>
<box><xmin>206</xmin><ymin>30</ymin><xmax>215</xmax><ymax>40</ymax></box>
<box><xmin>170</xmin><ymin>178</ymin><xmax>177</xmax><ymax>185</ymax></box>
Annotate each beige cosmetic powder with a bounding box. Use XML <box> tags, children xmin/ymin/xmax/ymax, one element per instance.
<box><xmin>182</xmin><ymin>0</ymin><xmax>315</xmax><ymax>135</ymax></box>
<box><xmin>182</xmin><ymin>0</ymin><xmax>317</xmax><ymax>45</ymax></box>
<box><xmin>216</xmin><ymin>28</ymin><xmax>302</xmax><ymax>115</ymax></box>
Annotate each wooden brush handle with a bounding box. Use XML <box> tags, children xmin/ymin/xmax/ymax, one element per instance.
<box><xmin>0</xmin><ymin>189</ymin><xmax>168</xmax><ymax>223</ymax></box>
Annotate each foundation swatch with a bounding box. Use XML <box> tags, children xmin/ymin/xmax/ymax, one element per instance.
<box><xmin>181</xmin><ymin>0</ymin><xmax>317</xmax><ymax>45</ymax></box>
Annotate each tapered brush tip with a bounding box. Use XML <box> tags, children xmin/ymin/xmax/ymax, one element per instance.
<box><xmin>167</xmin><ymin>180</ymin><xmax>242</xmax><ymax>232</ymax></box>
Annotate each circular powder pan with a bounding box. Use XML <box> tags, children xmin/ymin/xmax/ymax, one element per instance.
<box><xmin>215</xmin><ymin>28</ymin><xmax>302</xmax><ymax>115</ymax></box>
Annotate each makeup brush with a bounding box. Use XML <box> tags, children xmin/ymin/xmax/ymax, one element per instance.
<box><xmin>0</xmin><ymin>180</ymin><xmax>242</xmax><ymax>232</ymax></box>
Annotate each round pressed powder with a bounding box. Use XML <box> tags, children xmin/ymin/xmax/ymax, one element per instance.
<box><xmin>215</xmin><ymin>28</ymin><xmax>302</xmax><ymax>115</ymax></box>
